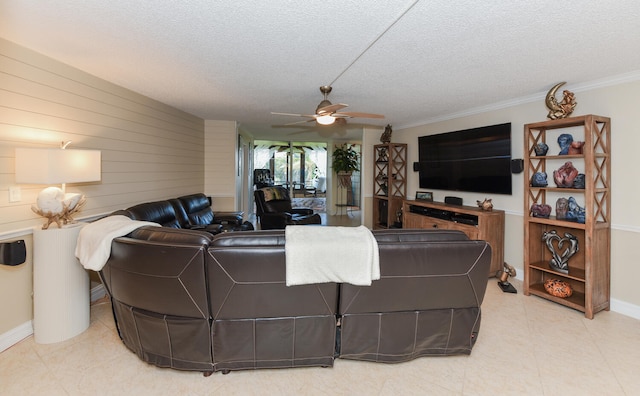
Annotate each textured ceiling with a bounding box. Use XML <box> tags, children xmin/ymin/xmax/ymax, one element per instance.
<box><xmin>2</xmin><ymin>0</ymin><xmax>640</xmax><ymax>140</ymax></box>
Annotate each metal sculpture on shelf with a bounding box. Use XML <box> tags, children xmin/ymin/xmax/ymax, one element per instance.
<box><xmin>542</xmin><ymin>230</ymin><xmax>579</xmax><ymax>274</ymax></box>
<box><xmin>545</xmin><ymin>82</ymin><xmax>577</xmax><ymax>120</ymax></box>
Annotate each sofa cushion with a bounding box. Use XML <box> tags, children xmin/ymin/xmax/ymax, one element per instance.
<box><xmin>177</xmin><ymin>193</ymin><xmax>215</xmax><ymax>226</ymax></box>
<box><xmin>372</xmin><ymin>229</ymin><xmax>469</xmax><ymax>243</ymax></box>
<box><xmin>126</xmin><ymin>201</ymin><xmax>182</xmax><ymax>228</ymax></box>
<box><xmin>130</xmin><ymin>225</ymin><xmax>214</xmax><ymax>245</ymax></box>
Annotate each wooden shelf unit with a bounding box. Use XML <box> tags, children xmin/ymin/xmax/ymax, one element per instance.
<box><xmin>373</xmin><ymin>143</ymin><xmax>407</xmax><ymax>229</ymax></box>
<box><xmin>402</xmin><ymin>200</ymin><xmax>505</xmax><ymax>276</ymax></box>
<box><xmin>523</xmin><ymin>115</ymin><xmax>611</xmax><ymax>319</ymax></box>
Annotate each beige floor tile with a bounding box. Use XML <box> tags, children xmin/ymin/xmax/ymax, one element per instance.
<box><xmin>1</xmin><ymin>268</ymin><xmax>638</xmax><ymax>395</ymax></box>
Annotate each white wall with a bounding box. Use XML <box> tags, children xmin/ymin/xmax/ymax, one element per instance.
<box><xmin>204</xmin><ymin>120</ymin><xmax>238</xmax><ymax>211</ymax></box>
<box><xmin>374</xmin><ymin>79</ymin><xmax>640</xmax><ymax>312</ymax></box>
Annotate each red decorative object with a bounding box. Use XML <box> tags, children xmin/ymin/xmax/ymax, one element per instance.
<box><xmin>544</xmin><ymin>279</ymin><xmax>573</xmax><ymax>298</ymax></box>
<box><xmin>568</xmin><ymin>141</ymin><xmax>585</xmax><ymax>155</ymax></box>
<box><xmin>553</xmin><ymin>161</ymin><xmax>579</xmax><ymax>188</ymax></box>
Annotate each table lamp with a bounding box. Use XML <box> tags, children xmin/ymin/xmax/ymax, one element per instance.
<box><xmin>15</xmin><ymin>142</ymin><xmax>101</xmax><ymax>229</ymax></box>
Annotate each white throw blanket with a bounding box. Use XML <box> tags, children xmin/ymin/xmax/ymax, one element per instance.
<box><xmin>285</xmin><ymin>225</ymin><xmax>380</xmax><ymax>286</ymax></box>
<box><xmin>75</xmin><ymin>215</ymin><xmax>159</xmax><ymax>271</ymax></box>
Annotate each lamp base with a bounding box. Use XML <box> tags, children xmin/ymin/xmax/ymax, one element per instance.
<box><xmin>498</xmin><ymin>281</ymin><xmax>517</xmax><ymax>293</ymax></box>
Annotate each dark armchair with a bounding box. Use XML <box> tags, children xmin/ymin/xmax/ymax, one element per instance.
<box><xmin>254</xmin><ymin>186</ymin><xmax>321</xmax><ymax>229</ymax></box>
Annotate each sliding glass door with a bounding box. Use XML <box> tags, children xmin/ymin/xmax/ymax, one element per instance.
<box><xmin>254</xmin><ymin>141</ymin><xmax>327</xmax><ymax>198</ymax></box>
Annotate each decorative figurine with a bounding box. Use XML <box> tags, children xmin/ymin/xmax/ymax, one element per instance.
<box><xmin>394</xmin><ymin>207</ymin><xmax>403</xmax><ymax>228</ymax></box>
<box><xmin>496</xmin><ymin>262</ymin><xmax>517</xmax><ymax>293</ymax></box>
<box><xmin>530</xmin><ymin>203</ymin><xmax>552</xmax><ymax>218</ymax></box>
<box><xmin>556</xmin><ymin>197</ymin><xmax>569</xmax><ymax>220</ymax></box>
<box><xmin>380</xmin><ymin>124</ymin><xmax>392</xmax><ymax>143</ymax></box>
<box><xmin>542</xmin><ymin>230</ymin><xmax>579</xmax><ymax>274</ymax></box>
<box><xmin>377</xmin><ymin>147</ymin><xmax>388</xmax><ymax>162</ymax></box>
<box><xmin>534</xmin><ymin>142</ymin><xmax>549</xmax><ymax>156</ymax></box>
<box><xmin>566</xmin><ymin>197</ymin><xmax>586</xmax><ymax>223</ymax></box>
<box><xmin>545</xmin><ymin>82</ymin><xmax>577</xmax><ymax>120</ymax></box>
<box><xmin>557</xmin><ymin>133</ymin><xmax>574</xmax><ymax>155</ymax></box>
<box><xmin>553</xmin><ymin>161</ymin><xmax>579</xmax><ymax>187</ymax></box>
<box><xmin>568</xmin><ymin>141</ymin><xmax>585</xmax><ymax>155</ymax></box>
<box><xmin>573</xmin><ymin>173</ymin><xmax>586</xmax><ymax>189</ymax></box>
<box><xmin>476</xmin><ymin>198</ymin><xmax>493</xmax><ymax>211</ymax></box>
<box><xmin>531</xmin><ymin>172</ymin><xmax>548</xmax><ymax>187</ymax></box>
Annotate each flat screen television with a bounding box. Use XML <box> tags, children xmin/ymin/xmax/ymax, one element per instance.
<box><xmin>418</xmin><ymin>122</ymin><xmax>512</xmax><ymax>195</ymax></box>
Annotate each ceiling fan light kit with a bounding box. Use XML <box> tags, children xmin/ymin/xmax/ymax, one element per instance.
<box><xmin>272</xmin><ymin>85</ymin><xmax>384</xmax><ymax>127</ymax></box>
<box><xmin>316</xmin><ymin>115</ymin><xmax>336</xmax><ymax>125</ymax></box>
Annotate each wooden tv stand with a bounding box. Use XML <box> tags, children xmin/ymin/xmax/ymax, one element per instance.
<box><xmin>403</xmin><ymin>200</ymin><xmax>505</xmax><ymax>275</ymax></box>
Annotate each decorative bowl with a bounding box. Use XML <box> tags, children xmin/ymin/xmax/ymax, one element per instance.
<box><xmin>544</xmin><ymin>279</ymin><xmax>573</xmax><ymax>298</ymax></box>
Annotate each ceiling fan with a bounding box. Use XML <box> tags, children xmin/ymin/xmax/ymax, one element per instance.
<box><xmin>271</xmin><ymin>86</ymin><xmax>384</xmax><ymax>126</ymax></box>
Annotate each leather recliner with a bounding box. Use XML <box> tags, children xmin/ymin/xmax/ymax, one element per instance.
<box><xmin>174</xmin><ymin>193</ymin><xmax>254</xmax><ymax>233</ymax></box>
<box><xmin>254</xmin><ymin>186</ymin><xmax>321</xmax><ymax>229</ymax></box>
<box><xmin>120</xmin><ymin>194</ymin><xmax>253</xmax><ymax>234</ymax></box>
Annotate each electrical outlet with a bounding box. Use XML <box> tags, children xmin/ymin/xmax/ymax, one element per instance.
<box><xmin>9</xmin><ymin>186</ymin><xmax>21</xmax><ymax>202</ymax></box>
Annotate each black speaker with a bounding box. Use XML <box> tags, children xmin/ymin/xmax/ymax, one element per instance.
<box><xmin>444</xmin><ymin>196</ymin><xmax>463</xmax><ymax>206</ymax></box>
<box><xmin>511</xmin><ymin>159</ymin><xmax>524</xmax><ymax>174</ymax></box>
<box><xmin>0</xmin><ymin>240</ymin><xmax>26</xmax><ymax>266</ymax></box>
<box><xmin>413</xmin><ymin>162</ymin><xmax>420</xmax><ymax>172</ymax></box>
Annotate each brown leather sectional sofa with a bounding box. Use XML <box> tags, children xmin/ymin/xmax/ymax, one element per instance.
<box><xmin>99</xmin><ymin>210</ymin><xmax>492</xmax><ymax>375</ymax></box>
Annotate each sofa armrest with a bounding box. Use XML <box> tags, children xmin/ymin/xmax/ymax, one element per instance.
<box><xmin>212</xmin><ymin>211</ymin><xmax>244</xmax><ymax>225</ymax></box>
<box><xmin>258</xmin><ymin>212</ymin><xmax>292</xmax><ymax>229</ymax></box>
<box><xmin>188</xmin><ymin>224</ymin><xmax>224</xmax><ymax>234</ymax></box>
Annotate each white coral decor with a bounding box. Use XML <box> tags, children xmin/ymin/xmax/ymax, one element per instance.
<box><xmin>33</xmin><ymin>187</ymin><xmax>85</xmax><ymax>229</ymax></box>
<box><xmin>36</xmin><ymin>186</ymin><xmax>65</xmax><ymax>214</ymax></box>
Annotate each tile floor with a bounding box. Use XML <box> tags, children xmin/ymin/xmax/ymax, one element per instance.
<box><xmin>1</xmin><ymin>277</ymin><xmax>639</xmax><ymax>395</ymax></box>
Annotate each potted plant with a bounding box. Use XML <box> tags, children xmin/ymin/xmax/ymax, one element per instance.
<box><xmin>332</xmin><ymin>143</ymin><xmax>359</xmax><ymax>187</ymax></box>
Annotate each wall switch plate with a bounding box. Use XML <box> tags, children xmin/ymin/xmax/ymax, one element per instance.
<box><xmin>9</xmin><ymin>186</ymin><xmax>21</xmax><ymax>202</ymax></box>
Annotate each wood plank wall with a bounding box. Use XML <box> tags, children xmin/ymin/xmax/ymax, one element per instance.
<box><xmin>0</xmin><ymin>38</ymin><xmax>205</xmax><ymax>233</ymax></box>
<box><xmin>0</xmin><ymin>38</ymin><xmax>205</xmax><ymax>336</ymax></box>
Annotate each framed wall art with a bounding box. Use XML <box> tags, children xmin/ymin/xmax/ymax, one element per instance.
<box><xmin>415</xmin><ymin>191</ymin><xmax>433</xmax><ymax>202</ymax></box>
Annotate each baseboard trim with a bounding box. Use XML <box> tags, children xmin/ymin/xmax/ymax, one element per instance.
<box><xmin>91</xmin><ymin>283</ymin><xmax>107</xmax><ymax>302</ymax></box>
<box><xmin>0</xmin><ymin>283</ymin><xmax>107</xmax><ymax>353</ymax></box>
<box><xmin>611</xmin><ymin>298</ymin><xmax>640</xmax><ymax>320</ymax></box>
<box><xmin>0</xmin><ymin>321</ymin><xmax>33</xmax><ymax>353</ymax></box>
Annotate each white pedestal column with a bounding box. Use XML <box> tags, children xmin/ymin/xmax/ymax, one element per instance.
<box><xmin>33</xmin><ymin>223</ymin><xmax>89</xmax><ymax>344</ymax></box>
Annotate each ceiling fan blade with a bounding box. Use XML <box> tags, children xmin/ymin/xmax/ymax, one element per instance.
<box><xmin>317</xmin><ymin>103</ymin><xmax>348</xmax><ymax>114</ymax></box>
<box><xmin>284</xmin><ymin>119</ymin><xmax>316</xmax><ymax>126</ymax></box>
<box><xmin>333</xmin><ymin>111</ymin><xmax>385</xmax><ymax>119</ymax></box>
<box><xmin>271</xmin><ymin>112</ymin><xmax>317</xmax><ymax>118</ymax></box>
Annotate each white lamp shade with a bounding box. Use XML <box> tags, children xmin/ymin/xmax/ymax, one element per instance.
<box><xmin>15</xmin><ymin>148</ymin><xmax>101</xmax><ymax>184</ymax></box>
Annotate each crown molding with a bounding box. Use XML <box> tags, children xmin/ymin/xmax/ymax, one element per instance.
<box><xmin>397</xmin><ymin>70</ymin><xmax>640</xmax><ymax>130</ymax></box>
